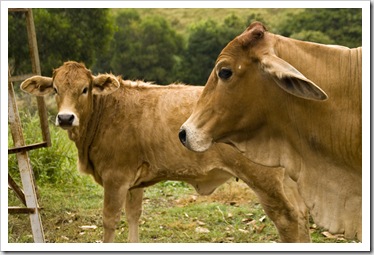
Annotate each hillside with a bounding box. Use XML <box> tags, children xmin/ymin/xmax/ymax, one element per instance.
<box><xmin>112</xmin><ymin>8</ymin><xmax>304</xmax><ymax>36</ymax></box>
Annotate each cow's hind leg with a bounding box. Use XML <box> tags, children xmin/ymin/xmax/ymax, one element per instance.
<box><xmin>103</xmin><ymin>182</ymin><xmax>128</xmax><ymax>243</ymax></box>
<box><xmin>124</xmin><ymin>188</ymin><xmax>144</xmax><ymax>243</ymax></box>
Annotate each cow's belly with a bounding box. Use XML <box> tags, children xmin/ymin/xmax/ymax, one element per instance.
<box><xmin>128</xmin><ymin>159</ymin><xmax>233</xmax><ymax>195</ymax></box>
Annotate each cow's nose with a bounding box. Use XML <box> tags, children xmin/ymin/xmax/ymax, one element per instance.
<box><xmin>58</xmin><ymin>114</ymin><xmax>75</xmax><ymax>126</ymax></box>
<box><xmin>179</xmin><ymin>129</ymin><xmax>187</xmax><ymax>146</ymax></box>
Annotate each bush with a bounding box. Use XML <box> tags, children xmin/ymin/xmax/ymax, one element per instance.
<box><xmin>180</xmin><ymin>15</ymin><xmax>246</xmax><ymax>85</ymax></box>
<box><xmin>8</xmin><ymin>110</ymin><xmax>82</xmax><ymax>186</ymax></box>
<box><xmin>109</xmin><ymin>11</ymin><xmax>183</xmax><ymax>84</ymax></box>
<box><xmin>290</xmin><ymin>30</ymin><xmax>334</xmax><ymax>45</ymax></box>
<box><xmin>277</xmin><ymin>8</ymin><xmax>361</xmax><ymax>48</ymax></box>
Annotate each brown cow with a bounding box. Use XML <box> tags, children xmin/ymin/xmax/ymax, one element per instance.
<box><xmin>21</xmin><ymin>61</ymin><xmax>310</xmax><ymax>243</ymax></box>
<box><xmin>180</xmin><ymin>22</ymin><xmax>362</xmax><ymax>241</ymax></box>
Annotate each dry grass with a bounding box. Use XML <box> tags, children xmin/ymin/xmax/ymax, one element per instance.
<box><xmin>178</xmin><ymin>180</ymin><xmax>257</xmax><ymax>206</ymax></box>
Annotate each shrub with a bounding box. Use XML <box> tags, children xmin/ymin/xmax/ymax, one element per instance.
<box><xmin>8</xmin><ymin>110</ymin><xmax>82</xmax><ymax>186</ymax></box>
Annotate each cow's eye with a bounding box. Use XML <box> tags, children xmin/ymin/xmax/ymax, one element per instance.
<box><xmin>54</xmin><ymin>87</ymin><xmax>58</xmax><ymax>94</ymax></box>
<box><xmin>218</xmin><ymin>68</ymin><xmax>232</xmax><ymax>80</ymax></box>
<box><xmin>82</xmin><ymin>87</ymin><xmax>88</xmax><ymax>94</ymax></box>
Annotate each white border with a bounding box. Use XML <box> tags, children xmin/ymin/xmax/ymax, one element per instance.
<box><xmin>1</xmin><ymin>1</ymin><xmax>371</xmax><ymax>252</ymax></box>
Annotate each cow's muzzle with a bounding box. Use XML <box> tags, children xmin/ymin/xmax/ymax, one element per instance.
<box><xmin>179</xmin><ymin>124</ymin><xmax>213</xmax><ymax>152</ymax></box>
<box><xmin>56</xmin><ymin>112</ymin><xmax>79</xmax><ymax>129</ymax></box>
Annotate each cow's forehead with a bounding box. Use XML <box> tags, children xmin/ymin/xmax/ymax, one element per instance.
<box><xmin>217</xmin><ymin>31</ymin><xmax>273</xmax><ymax>63</ymax></box>
<box><xmin>218</xmin><ymin>40</ymin><xmax>243</xmax><ymax>59</ymax></box>
<box><xmin>216</xmin><ymin>39</ymin><xmax>254</xmax><ymax>66</ymax></box>
<box><xmin>53</xmin><ymin>63</ymin><xmax>92</xmax><ymax>89</ymax></box>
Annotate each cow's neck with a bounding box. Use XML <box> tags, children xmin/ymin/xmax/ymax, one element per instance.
<box><xmin>235</xmin><ymin>35</ymin><xmax>362</xmax><ymax>179</ymax></box>
<box><xmin>67</xmin><ymin>96</ymin><xmax>103</xmax><ymax>178</ymax></box>
<box><xmin>273</xmin><ymin>33</ymin><xmax>362</xmax><ymax>99</ymax></box>
<box><xmin>229</xmin><ymin>124</ymin><xmax>303</xmax><ymax>181</ymax></box>
<box><xmin>274</xmin><ymin>34</ymin><xmax>361</xmax><ymax>168</ymax></box>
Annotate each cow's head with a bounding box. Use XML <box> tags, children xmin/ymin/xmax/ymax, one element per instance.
<box><xmin>21</xmin><ymin>61</ymin><xmax>120</xmax><ymax>130</ymax></box>
<box><xmin>179</xmin><ymin>22</ymin><xmax>328</xmax><ymax>152</ymax></box>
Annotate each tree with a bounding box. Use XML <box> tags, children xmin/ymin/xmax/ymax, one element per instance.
<box><xmin>223</xmin><ymin>14</ymin><xmax>247</xmax><ymax>39</ymax></box>
<box><xmin>246</xmin><ymin>12</ymin><xmax>267</xmax><ymax>27</ymax></box>
<box><xmin>8</xmin><ymin>11</ymin><xmax>32</xmax><ymax>75</ymax></box>
<box><xmin>277</xmin><ymin>9</ymin><xmax>361</xmax><ymax>47</ymax></box>
<box><xmin>179</xmin><ymin>19</ymin><xmax>220</xmax><ymax>85</ymax></box>
<box><xmin>109</xmin><ymin>12</ymin><xmax>183</xmax><ymax>84</ymax></box>
<box><xmin>96</xmin><ymin>9</ymin><xmax>141</xmax><ymax>74</ymax></box>
<box><xmin>290</xmin><ymin>30</ymin><xmax>334</xmax><ymax>45</ymax></box>
<box><xmin>180</xmin><ymin>15</ymin><xmax>245</xmax><ymax>85</ymax></box>
<box><xmin>8</xmin><ymin>9</ymin><xmax>115</xmax><ymax>76</ymax></box>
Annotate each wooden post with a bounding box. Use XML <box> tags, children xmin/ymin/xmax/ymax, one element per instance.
<box><xmin>8</xmin><ymin>8</ymin><xmax>51</xmax><ymax>243</ymax></box>
<box><xmin>8</xmin><ymin>72</ymin><xmax>45</xmax><ymax>243</ymax></box>
<box><xmin>25</xmin><ymin>9</ymin><xmax>51</xmax><ymax>147</ymax></box>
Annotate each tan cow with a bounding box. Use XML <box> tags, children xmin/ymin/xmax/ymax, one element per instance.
<box><xmin>180</xmin><ymin>22</ymin><xmax>362</xmax><ymax>241</ymax></box>
<box><xmin>21</xmin><ymin>61</ymin><xmax>310</xmax><ymax>243</ymax></box>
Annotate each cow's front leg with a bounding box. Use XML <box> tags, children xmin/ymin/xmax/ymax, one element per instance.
<box><xmin>103</xmin><ymin>182</ymin><xmax>128</xmax><ymax>243</ymax></box>
<box><xmin>250</xmin><ymin>183</ymin><xmax>303</xmax><ymax>242</ymax></box>
<box><xmin>282</xmin><ymin>174</ymin><xmax>310</xmax><ymax>242</ymax></box>
<box><xmin>125</xmin><ymin>188</ymin><xmax>144</xmax><ymax>243</ymax></box>
<box><xmin>234</xmin><ymin>166</ymin><xmax>308</xmax><ymax>242</ymax></box>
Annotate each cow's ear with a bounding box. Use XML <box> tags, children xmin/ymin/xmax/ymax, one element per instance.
<box><xmin>20</xmin><ymin>76</ymin><xmax>54</xmax><ymax>96</ymax></box>
<box><xmin>92</xmin><ymin>74</ymin><xmax>120</xmax><ymax>95</ymax></box>
<box><xmin>260</xmin><ymin>54</ymin><xmax>328</xmax><ymax>101</ymax></box>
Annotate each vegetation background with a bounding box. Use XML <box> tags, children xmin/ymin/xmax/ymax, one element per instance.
<box><xmin>9</xmin><ymin>8</ymin><xmax>361</xmax><ymax>85</ymax></box>
<box><xmin>8</xmin><ymin>8</ymin><xmax>361</xmax><ymax>243</ymax></box>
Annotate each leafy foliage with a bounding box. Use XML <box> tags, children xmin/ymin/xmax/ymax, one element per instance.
<box><xmin>180</xmin><ymin>19</ymin><xmax>222</xmax><ymax>85</ymax></box>
<box><xmin>180</xmin><ymin>15</ymin><xmax>246</xmax><ymax>85</ymax></box>
<box><xmin>9</xmin><ymin>8</ymin><xmax>362</xmax><ymax>84</ymax></box>
<box><xmin>8</xmin><ymin>12</ymin><xmax>30</xmax><ymax>75</ymax></box>
<box><xmin>277</xmin><ymin>8</ymin><xmax>362</xmax><ymax>47</ymax></box>
<box><xmin>8</xmin><ymin>111</ymin><xmax>79</xmax><ymax>185</ymax></box>
<box><xmin>290</xmin><ymin>30</ymin><xmax>334</xmax><ymax>45</ymax></box>
<box><xmin>9</xmin><ymin>9</ymin><xmax>115</xmax><ymax>76</ymax></box>
<box><xmin>108</xmin><ymin>11</ymin><xmax>183</xmax><ymax>84</ymax></box>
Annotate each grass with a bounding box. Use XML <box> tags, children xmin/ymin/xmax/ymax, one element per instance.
<box><xmin>9</xmin><ymin>176</ymin><xmax>279</xmax><ymax>243</ymax></box>
<box><xmin>8</xmin><ymin>110</ymin><xmax>358</xmax><ymax>245</ymax></box>
<box><xmin>8</xmin><ymin>177</ymin><xmax>357</xmax><ymax>244</ymax></box>
<box><xmin>138</xmin><ymin>180</ymin><xmax>278</xmax><ymax>243</ymax></box>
